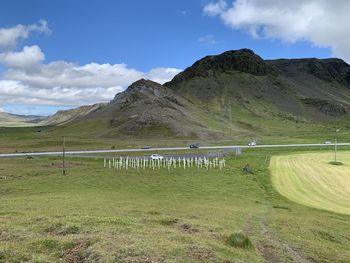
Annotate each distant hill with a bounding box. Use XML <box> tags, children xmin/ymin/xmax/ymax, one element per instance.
<box><xmin>4</xmin><ymin>49</ymin><xmax>350</xmax><ymax>138</ymax></box>
<box><xmin>0</xmin><ymin>112</ymin><xmax>45</xmax><ymax>127</ymax></box>
<box><xmin>41</xmin><ymin>103</ymin><xmax>106</xmax><ymax>126</ymax></box>
<box><xmin>0</xmin><ymin>104</ymin><xmax>107</xmax><ymax>127</ymax></box>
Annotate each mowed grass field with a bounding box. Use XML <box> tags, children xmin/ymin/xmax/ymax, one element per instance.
<box><xmin>0</xmin><ymin>149</ymin><xmax>350</xmax><ymax>262</ymax></box>
<box><xmin>270</xmin><ymin>152</ymin><xmax>350</xmax><ymax>215</ymax></box>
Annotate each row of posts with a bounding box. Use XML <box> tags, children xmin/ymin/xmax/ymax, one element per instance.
<box><xmin>103</xmin><ymin>156</ymin><xmax>226</xmax><ymax>171</ymax></box>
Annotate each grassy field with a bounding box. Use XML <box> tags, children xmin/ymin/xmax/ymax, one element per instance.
<box><xmin>1</xmin><ymin>149</ymin><xmax>350</xmax><ymax>262</ymax></box>
<box><xmin>270</xmin><ymin>151</ymin><xmax>350</xmax><ymax>215</ymax></box>
<box><xmin>1</xmin><ymin>124</ymin><xmax>350</xmax><ymax>154</ymax></box>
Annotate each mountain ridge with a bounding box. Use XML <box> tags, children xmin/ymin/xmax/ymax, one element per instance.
<box><xmin>2</xmin><ymin>49</ymin><xmax>350</xmax><ymax>139</ymax></box>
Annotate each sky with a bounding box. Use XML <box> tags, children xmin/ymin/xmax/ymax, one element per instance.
<box><xmin>0</xmin><ymin>0</ymin><xmax>349</xmax><ymax>116</ymax></box>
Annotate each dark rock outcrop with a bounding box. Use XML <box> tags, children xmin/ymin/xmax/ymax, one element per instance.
<box><xmin>165</xmin><ymin>49</ymin><xmax>274</xmax><ymax>88</ymax></box>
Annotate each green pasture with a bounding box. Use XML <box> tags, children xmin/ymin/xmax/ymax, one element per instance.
<box><xmin>0</xmin><ymin>149</ymin><xmax>349</xmax><ymax>262</ymax></box>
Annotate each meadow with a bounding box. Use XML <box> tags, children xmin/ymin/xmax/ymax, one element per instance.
<box><xmin>271</xmin><ymin>152</ymin><xmax>350</xmax><ymax>215</ymax></box>
<box><xmin>1</xmin><ymin>148</ymin><xmax>350</xmax><ymax>262</ymax></box>
<box><xmin>1</xmin><ymin>124</ymin><xmax>350</xmax><ymax>155</ymax></box>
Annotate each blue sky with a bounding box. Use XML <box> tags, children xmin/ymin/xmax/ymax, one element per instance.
<box><xmin>0</xmin><ymin>0</ymin><xmax>345</xmax><ymax>115</ymax></box>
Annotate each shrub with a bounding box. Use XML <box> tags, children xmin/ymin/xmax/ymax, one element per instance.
<box><xmin>242</xmin><ymin>164</ymin><xmax>254</xmax><ymax>174</ymax></box>
<box><xmin>226</xmin><ymin>232</ymin><xmax>253</xmax><ymax>249</ymax></box>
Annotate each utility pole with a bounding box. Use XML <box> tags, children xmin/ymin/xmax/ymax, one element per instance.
<box><xmin>334</xmin><ymin>129</ymin><xmax>340</xmax><ymax>163</ymax></box>
<box><xmin>62</xmin><ymin>136</ymin><xmax>66</xmax><ymax>175</ymax></box>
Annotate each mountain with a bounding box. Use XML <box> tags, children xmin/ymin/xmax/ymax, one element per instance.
<box><xmin>55</xmin><ymin>49</ymin><xmax>350</xmax><ymax>139</ymax></box>
<box><xmin>57</xmin><ymin>79</ymin><xmax>233</xmax><ymax>138</ymax></box>
<box><xmin>0</xmin><ymin>112</ymin><xmax>45</xmax><ymax>127</ymax></box>
<box><xmin>164</xmin><ymin>49</ymin><xmax>350</xmax><ymax>124</ymax></box>
<box><xmin>41</xmin><ymin>103</ymin><xmax>106</xmax><ymax>126</ymax></box>
<box><xmin>0</xmin><ymin>104</ymin><xmax>106</xmax><ymax>127</ymax></box>
<box><xmin>6</xmin><ymin>49</ymin><xmax>350</xmax><ymax>139</ymax></box>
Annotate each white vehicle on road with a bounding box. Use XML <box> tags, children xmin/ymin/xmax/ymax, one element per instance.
<box><xmin>248</xmin><ymin>141</ymin><xmax>257</xmax><ymax>146</ymax></box>
<box><xmin>324</xmin><ymin>140</ymin><xmax>332</xmax><ymax>144</ymax></box>
<box><xmin>150</xmin><ymin>154</ymin><xmax>164</xmax><ymax>161</ymax></box>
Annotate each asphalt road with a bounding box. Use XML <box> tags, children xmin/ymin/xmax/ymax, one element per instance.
<box><xmin>0</xmin><ymin>143</ymin><xmax>350</xmax><ymax>158</ymax></box>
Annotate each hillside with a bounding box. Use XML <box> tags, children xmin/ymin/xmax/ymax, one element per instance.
<box><xmin>10</xmin><ymin>49</ymin><xmax>350</xmax><ymax>139</ymax></box>
<box><xmin>54</xmin><ymin>49</ymin><xmax>350</xmax><ymax>139</ymax></box>
<box><xmin>0</xmin><ymin>104</ymin><xmax>107</xmax><ymax>127</ymax></box>
<box><xmin>57</xmin><ymin>79</ymin><xmax>238</xmax><ymax>138</ymax></box>
<box><xmin>41</xmin><ymin>103</ymin><xmax>106</xmax><ymax>126</ymax></box>
<box><xmin>0</xmin><ymin>112</ymin><xmax>44</xmax><ymax>127</ymax></box>
<box><xmin>164</xmin><ymin>49</ymin><xmax>350</xmax><ymax>133</ymax></box>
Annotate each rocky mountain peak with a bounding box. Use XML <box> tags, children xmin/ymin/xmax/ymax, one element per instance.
<box><xmin>165</xmin><ymin>48</ymin><xmax>273</xmax><ymax>88</ymax></box>
<box><xmin>269</xmin><ymin>58</ymin><xmax>350</xmax><ymax>86</ymax></box>
<box><xmin>111</xmin><ymin>79</ymin><xmax>172</xmax><ymax>106</ymax></box>
<box><xmin>127</xmin><ymin>79</ymin><xmax>163</xmax><ymax>90</ymax></box>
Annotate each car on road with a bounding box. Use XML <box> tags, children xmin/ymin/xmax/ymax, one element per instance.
<box><xmin>189</xmin><ymin>144</ymin><xmax>199</xmax><ymax>149</ymax></box>
<box><xmin>150</xmin><ymin>154</ymin><xmax>164</xmax><ymax>160</ymax></box>
<box><xmin>248</xmin><ymin>141</ymin><xmax>257</xmax><ymax>146</ymax></box>
<box><xmin>141</xmin><ymin>146</ymin><xmax>151</xmax><ymax>149</ymax></box>
<box><xmin>324</xmin><ymin>140</ymin><xmax>332</xmax><ymax>144</ymax></box>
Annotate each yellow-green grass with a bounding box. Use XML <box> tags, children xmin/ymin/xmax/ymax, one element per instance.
<box><xmin>1</xmin><ymin>149</ymin><xmax>350</xmax><ymax>262</ymax></box>
<box><xmin>270</xmin><ymin>151</ymin><xmax>350</xmax><ymax>215</ymax></box>
<box><xmin>0</xmin><ymin>155</ymin><xmax>265</xmax><ymax>262</ymax></box>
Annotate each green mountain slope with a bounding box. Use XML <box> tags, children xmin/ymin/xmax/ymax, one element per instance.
<box><xmin>41</xmin><ymin>103</ymin><xmax>106</xmax><ymax>126</ymax></box>
<box><xmin>165</xmin><ymin>49</ymin><xmax>350</xmax><ymax>119</ymax></box>
<box><xmin>56</xmin><ymin>79</ymin><xmax>242</xmax><ymax>139</ymax></box>
<box><xmin>164</xmin><ymin>49</ymin><xmax>350</xmax><ymax>132</ymax></box>
<box><xmin>50</xmin><ymin>49</ymin><xmax>350</xmax><ymax>139</ymax></box>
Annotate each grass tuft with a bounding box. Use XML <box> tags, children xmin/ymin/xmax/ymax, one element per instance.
<box><xmin>226</xmin><ymin>232</ymin><xmax>253</xmax><ymax>249</ymax></box>
<box><xmin>273</xmin><ymin>205</ymin><xmax>290</xmax><ymax>210</ymax></box>
<box><xmin>159</xmin><ymin>218</ymin><xmax>179</xmax><ymax>226</ymax></box>
<box><xmin>46</xmin><ymin>223</ymin><xmax>81</xmax><ymax>236</ymax></box>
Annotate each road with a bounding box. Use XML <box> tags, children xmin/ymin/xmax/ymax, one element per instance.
<box><xmin>0</xmin><ymin>143</ymin><xmax>350</xmax><ymax>158</ymax></box>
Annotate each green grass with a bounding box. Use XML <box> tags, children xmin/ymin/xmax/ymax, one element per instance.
<box><xmin>1</xmin><ymin>124</ymin><xmax>350</xmax><ymax>155</ymax></box>
<box><xmin>270</xmin><ymin>151</ymin><xmax>350</xmax><ymax>215</ymax></box>
<box><xmin>1</xmin><ymin>149</ymin><xmax>350</xmax><ymax>262</ymax></box>
<box><xmin>226</xmin><ymin>232</ymin><xmax>253</xmax><ymax>249</ymax></box>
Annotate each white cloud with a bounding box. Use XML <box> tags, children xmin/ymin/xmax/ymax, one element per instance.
<box><xmin>0</xmin><ymin>79</ymin><xmax>124</xmax><ymax>106</ymax></box>
<box><xmin>0</xmin><ymin>45</ymin><xmax>45</xmax><ymax>68</ymax></box>
<box><xmin>3</xmin><ymin>62</ymin><xmax>181</xmax><ymax>90</ymax></box>
<box><xmin>0</xmin><ymin>63</ymin><xmax>181</xmax><ymax>108</ymax></box>
<box><xmin>0</xmin><ymin>21</ymin><xmax>181</xmax><ymax>114</ymax></box>
<box><xmin>203</xmin><ymin>0</ymin><xmax>227</xmax><ymax>16</ymax></box>
<box><xmin>4</xmin><ymin>61</ymin><xmax>142</xmax><ymax>89</ymax></box>
<box><xmin>0</xmin><ymin>20</ymin><xmax>50</xmax><ymax>51</ymax></box>
<box><xmin>145</xmin><ymin>67</ymin><xmax>182</xmax><ymax>84</ymax></box>
<box><xmin>198</xmin><ymin>34</ymin><xmax>217</xmax><ymax>45</ymax></box>
<box><xmin>203</xmin><ymin>0</ymin><xmax>350</xmax><ymax>61</ymax></box>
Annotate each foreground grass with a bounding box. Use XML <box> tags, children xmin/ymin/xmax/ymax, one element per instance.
<box><xmin>270</xmin><ymin>152</ymin><xmax>350</xmax><ymax>215</ymax></box>
<box><xmin>0</xmin><ymin>150</ymin><xmax>350</xmax><ymax>262</ymax></box>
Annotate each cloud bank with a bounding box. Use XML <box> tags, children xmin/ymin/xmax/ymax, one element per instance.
<box><xmin>0</xmin><ymin>21</ymin><xmax>181</xmax><ymax>114</ymax></box>
<box><xmin>204</xmin><ymin>0</ymin><xmax>350</xmax><ymax>62</ymax></box>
